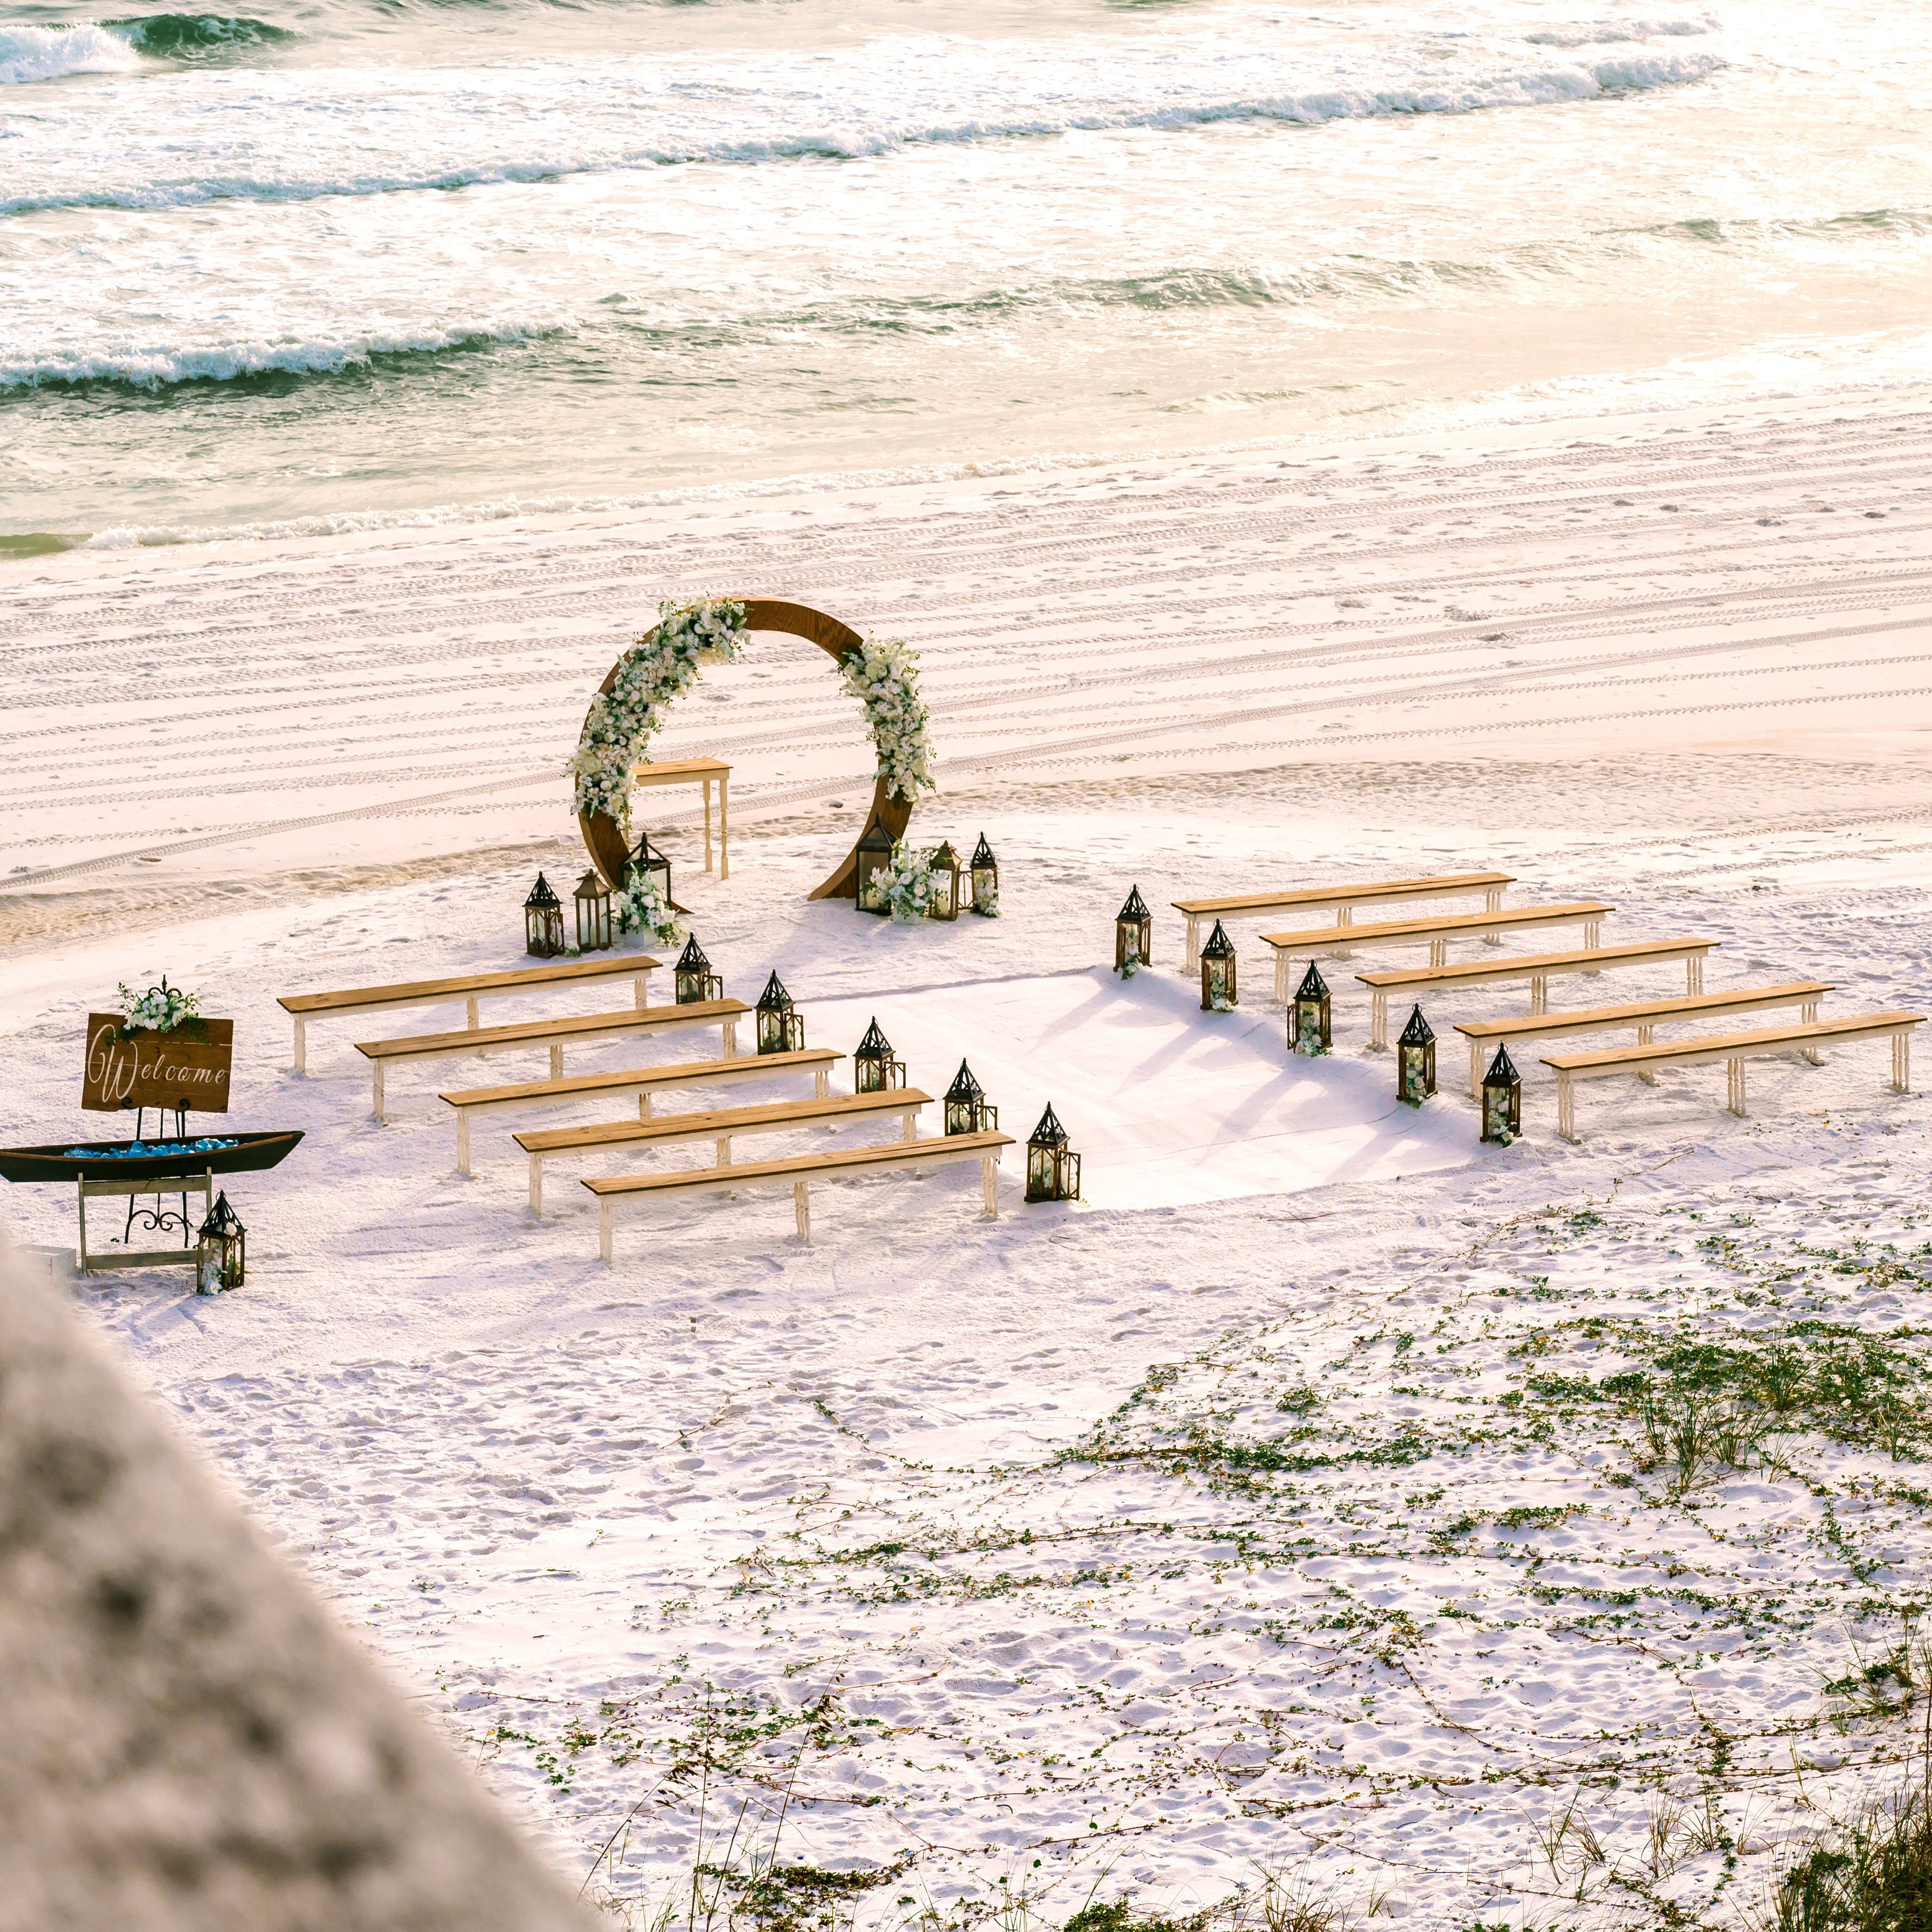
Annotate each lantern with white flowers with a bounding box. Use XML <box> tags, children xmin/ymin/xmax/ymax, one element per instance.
<box><xmin>1482</xmin><ymin>1043</ymin><xmax>1521</xmax><ymax>1144</ymax></box>
<box><xmin>969</xmin><ymin>834</ymin><xmax>999</xmax><ymax>917</ymax></box>
<box><xmin>1025</xmin><ymin>1103</ymin><xmax>1081</xmax><ymax>1203</ymax></box>
<box><xmin>674</xmin><ymin>935</ymin><xmax>723</xmax><ymax>1006</ymax></box>
<box><xmin>625</xmin><ymin>831</ymin><xmax>674</xmax><ymax>912</ymax></box>
<box><xmin>524</xmin><ymin>873</ymin><xmax>565</xmax><ymax>958</ymax></box>
<box><xmin>944</xmin><ymin>1060</ymin><xmax>997</xmax><ymax>1137</ymax></box>
<box><xmin>1115</xmin><ymin>885</ymin><xmax>1152</xmax><ymax>977</ymax></box>
<box><xmin>1397</xmin><ymin>1004</ymin><xmax>1437</xmax><ymax>1107</ymax></box>
<box><xmin>854</xmin><ymin>1018</ymin><xmax>907</xmax><ymax>1093</ymax></box>
<box><xmin>856</xmin><ymin>816</ymin><xmax>894</xmax><ymax>915</ymax></box>
<box><xmin>1199</xmin><ymin>919</ymin><xmax>1238</xmax><ymax>1011</ymax></box>
<box><xmin>1291</xmin><ymin>962</ymin><xmax>1331</xmax><ymax>1057</ymax></box>
<box><xmin>756</xmin><ymin>971</ymin><xmax>805</xmax><ymax>1055</ymax></box>
<box><xmin>195</xmin><ymin>1191</ymin><xmax>245</xmax><ymax>1295</ymax></box>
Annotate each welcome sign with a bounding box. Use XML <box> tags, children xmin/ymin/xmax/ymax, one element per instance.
<box><xmin>83</xmin><ymin>1015</ymin><xmax>234</xmax><ymax>1114</ymax></box>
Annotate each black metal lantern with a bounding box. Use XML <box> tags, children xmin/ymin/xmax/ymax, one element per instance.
<box><xmin>969</xmin><ymin>834</ymin><xmax>999</xmax><ymax>917</ymax></box>
<box><xmin>674</xmin><ymin>934</ymin><xmax>722</xmax><ymax>1005</ymax></box>
<box><xmin>1199</xmin><ymin>918</ymin><xmax>1238</xmax><ymax>1011</ymax></box>
<box><xmin>1482</xmin><ymin>1043</ymin><xmax>1521</xmax><ymax>1144</ymax></box>
<box><xmin>855</xmin><ymin>815</ymin><xmax>894</xmax><ymax>914</ymax></box>
<box><xmin>1025</xmin><ymin>1103</ymin><xmax>1081</xmax><ymax>1203</ymax></box>
<box><xmin>574</xmin><ymin>869</ymin><xmax>613</xmax><ymax>953</ymax></box>
<box><xmin>625</xmin><ymin>830</ymin><xmax>673</xmax><ymax>911</ymax></box>
<box><xmin>756</xmin><ymin>970</ymin><xmax>804</xmax><ymax>1055</ymax></box>
<box><xmin>195</xmin><ymin>1190</ymin><xmax>245</xmax><ymax>1294</ymax></box>
<box><xmin>944</xmin><ymin>1060</ymin><xmax>998</xmax><ymax>1136</ymax></box>
<box><xmin>524</xmin><ymin>871</ymin><xmax>565</xmax><ymax>958</ymax></box>
<box><xmin>1397</xmin><ymin>1003</ymin><xmax>1437</xmax><ymax>1107</ymax></box>
<box><xmin>927</xmin><ymin>839</ymin><xmax>962</xmax><ymax>921</ymax></box>
<box><xmin>1291</xmin><ymin>962</ymin><xmax>1331</xmax><ymax>1057</ymax></box>
<box><xmin>1115</xmin><ymin>885</ymin><xmax>1152</xmax><ymax>977</ymax></box>
<box><xmin>854</xmin><ymin>1017</ymin><xmax>907</xmax><ymax>1093</ymax></box>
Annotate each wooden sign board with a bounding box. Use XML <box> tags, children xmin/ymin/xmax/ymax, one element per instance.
<box><xmin>83</xmin><ymin>1015</ymin><xmax>234</xmax><ymax>1114</ymax></box>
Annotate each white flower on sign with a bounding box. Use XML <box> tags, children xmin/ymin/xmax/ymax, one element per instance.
<box><xmin>117</xmin><ymin>976</ymin><xmax>199</xmax><ymax>1035</ymax></box>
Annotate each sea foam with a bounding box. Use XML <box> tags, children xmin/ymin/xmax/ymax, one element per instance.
<box><xmin>0</xmin><ymin>23</ymin><xmax>143</xmax><ymax>85</ymax></box>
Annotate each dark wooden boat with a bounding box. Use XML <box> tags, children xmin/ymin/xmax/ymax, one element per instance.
<box><xmin>0</xmin><ymin>1130</ymin><xmax>304</xmax><ymax>1185</ymax></box>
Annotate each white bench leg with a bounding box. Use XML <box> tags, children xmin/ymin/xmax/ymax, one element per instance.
<box><xmin>550</xmin><ymin>1044</ymin><xmax>564</xmax><ymax>1079</ymax></box>
<box><xmin>1369</xmin><ymin>991</ymin><xmax>1389</xmax><ymax>1051</ymax></box>
<box><xmin>1429</xmin><ymin>939</ymin><xmax>1448</xmax><ymax>968</ymax></box>
<box><xmin>467</xmin><ymin>995</ymin><xmax>480</xmax><ymax>1029</ymax></box>
<box><xmin>1530</xmin><ymin>974</ymin><xmax>1547</xmax><ymax>1016</ymax></box>
<box><xmin>1803</xmin><ymin>999</ymin><xmax>1822</xmax><ymax>1064</ymax></box>
<box><xmin>704</xmin><ymin>778</ymin><xmax>714</xmax><ymax>874</ymax></box>
<box><xmin>292</xmin><ymin>1014</ymin><xmax>306</xmax><ymax>1074</ymax></box>
<box><xmin>1337</xmin><ymin>906</ymin><xmax>1354</xmax><ymax>929</ymax></box>
<box><xmin>1894</xmin><ymin>1034</ymin><xmax>1910</xmax><ymax>1094</ymax></box>
<box><xmin>716</xmin><ymin>1135</ymin><xmax>732</xmax><ymax>1166</ymax></box>
<box><xmin>720</xmin><ymin>776</ymin><xmax>729</xmax><ymax>881</ymax></box>
<box><xmin>795</xmin><ymin>1181</ymin><xmax>810</xmax><ymax>1244</ymax></box>
<box><xmin>1637</xmin><ymin>1023</ymin><xmax>1656</xmax><ymax>1086</ymax></box>
<box><xmin>639</xmin><ymin>1090</ymin><xmax>654</xmax><ymax>1119</ymax></box>
<box><xmin>903</xmin><ymin>1113</ymin><xmax>918</xmax><ymax>1143</ymax></box>
<box><xmin>1185</xmin><ymin>915</ymin><xmax>1201</xmax><ymax>970</ymax></box>
<box><xmin>373</xmin><ymin>1062</ymin><xmax>386</xmax><ymax>1123</ymax></box>
<box><xmin>814</xmin><ymin>1067</ymin><xmax>829</xmax><ymax>1098</ymax></box>
<box><xmin>1687</xmin><ymin>956</ymin><xmax>1704</xmax><ymax>995</ymax></box>
<box><xmin>635</xmin><ymin>974</ymin><xmax>650</xmax><ymax>1011</ymax></box>
<box><xmin>1274</xmin><ymin>952</ymin><xmax>1289</xmax><ymax>1005</ymax></box>
<box><xmin>983</xmin><ymin>1153</ymin><xmax>998</xmax><ymax>1218</ymax></box>
<box><xmin>529</xmin><ymin>1155</ymin><xmax>544</xmax><ymax>1217</ymax></box>
<box><xmin>1468</xmin><ymin>1041</ymin><xmax>1481</xmax><ymax>1099</ymax></box>
<box><xmin>1556</xmin><ymin>1074</ymin><xmax>1576</xmax><ymax>1143</ymax></box>
<box><xmin>599</xmin><ymin>1200</ymin><xmax>613</xmax><ymax>1264</ymax></box>
<box><xmin>1485</xmin><ymin>887</ymin><xmax>1502</xmax><ymax>915</ymax></box>
<box><xmin>457</xmin><ymin>1110</ymin><xmax>472</xmax><ymax>1175</ymax></box>
<box><xmin>1727</xmin><ymin>1056</ymin><xmax>1746</xmax><ymax>1116</ymax></box>
<box><xmin>724</xmin><ymin>1018</ymin><xmax>738</xmax><ymax>1057</ymax></box>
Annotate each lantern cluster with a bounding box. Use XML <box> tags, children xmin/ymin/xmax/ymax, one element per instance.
<box><xmin>1114</xmin><ymin>885</ymin><xmax>1152</xmax><ymax>977</ymax></box>
<box><xmin>756</xmin><ymin>971</ymin><xmax>805</xmax><ymax>1055</ymax></box>
<box><xmin>523</xmin><ymin>872</ymin><xmax>564</xmax><ymax>958</ymax></box>
<box><xmin>1482</xmin><ymin>1044</ymin><xmax>1522</xmax><ymax>1144</ymax></box>
<box><xmin>195</xmin><ymin>1191</ymin><xmax>246</xmax><ymax>1295</ymax></box>
<box><xmin>852</xmin><ymin>823</ymin><xmax>1000</xmax><ymax>920</ymax></box>
<box><xmin>1199</xmin><ymin>919</ymin><xmax>1238</xmax><ymax>1012</ymax></box>
<box><xmin>674</xmin><ymin>936</ymin><xmax>724</xmax><ymax>1006</ymax></box>
<box><xmin>574</xmin><ymin>870</ymin><xmax>613</xmax><ymax>953</ymax></box>
<box><xmin>944</xmin><ymin>1060</ymin><xmax>998</xmax><ymax>1136</ymax></box>
<box><xmin>854</xmin><ymin>1018</ymin><xmax>907</xmax><ymax>1093</ymax></box>
<box><xmin>1025</xmin><ymin>1104</ymin><xmax>1081</xmax><ymax>1203</ymax></box>
<box><xmin>1291</xmin><ymin>963</ymin><xmax>1331</xmax><ymax>1056</ymax></box>
<box><xmin>1397</xmin><ymin>1004</ymin><xmax>1437</xmax><ymax>1106</ymax></box>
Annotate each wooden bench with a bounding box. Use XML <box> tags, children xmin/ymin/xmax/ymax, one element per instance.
<box><xmin>279</xmin><ymin>953</ymin><xmax>661</xmax><ymax>1072</ymax></box>
<box><xmin>587</xmin><ymin>1130</ymin><xmax>1014</xmax><ymax>1256</ymax></box>
<box><xmin>1262</xmin><ymin>901</ymin><xmax>1610</xmax><ymax>1003</ymax></box>
<box><xmin>1453</xmin><ymin>981</ymin><xmax>1834</xmax><ymax>1096</ymax></box>
<box><xmin>440</xmin><ymin>1047</ymin><xmax>842</xmax><ymax>1174</ymax></box>
<box><xmin>1176</xmin><ymin>871</ymin><xmax>1512</xmax><ymax>967</ymax></box>
<box><xmin>518</xmin><ymin>1088</ymin><xmax>930</xmax><ymax>1213</ymax></box>
<box><xmin>358</xmin><ymin>999</ymin><xmax>747</xmax><ymax>1121</ymax></box>
<box><xmin>1357</xmin><ymin>938</ymin><xmax>1718</xmax><ymax>1048</ymax></box>
<box><xmin>1544</xmin><ymin>1011</ymin><xmax>1921</xmax><ymax>1142</ymax></box>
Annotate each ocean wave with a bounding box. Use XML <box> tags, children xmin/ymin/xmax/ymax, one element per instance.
<box><xmin>1526</xmin><ymin>16</ymin><xmax>1715</xmax><ymax>49</ymax></box>
<box><xmin>0</xmin><ymin>47</ymin><xmax>1723</xmax><ymax>209</ymax></box>
<box><xmin>0</xmin><ymin>22</ymin><xmax>142</xmax><ymax>84</ymax></box>
<box><xmin>0</xmin><ymin>13</ymin><xmax>289</xmax><ymax>83</ymax></box>
<box><xmin>0</xmin><ymin>317</ymin><xmax>565</xmax><ymax>390</ymax></box>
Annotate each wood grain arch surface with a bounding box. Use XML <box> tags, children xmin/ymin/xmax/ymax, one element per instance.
<box><xmin>577</xmin><ymin>597</ymin><xmax>914</xmax><ymax>902</ymax></box>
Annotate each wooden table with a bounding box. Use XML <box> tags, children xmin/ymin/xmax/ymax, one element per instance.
<box><xmin>631</xmin><ymin>758</ymin><xmax>731</xmax><ymax>879</ymax></box>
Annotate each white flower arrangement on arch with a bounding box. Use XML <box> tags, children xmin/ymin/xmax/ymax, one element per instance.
<box><xmin>571</xmin><ymin>597</ymin><xmax>749</xmax><ymax>835</ymax></box>
<box><xmin>838</xmin><ymin>636</ymin><xmax>936</xmax><ymax>804</ymax></box>
<box><xmin>612</xmin><ymin>869</ymin><xmax>682</xmax><ymax>946</ymax></box>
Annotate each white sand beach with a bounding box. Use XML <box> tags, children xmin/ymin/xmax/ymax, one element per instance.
<box><xmin>5</xmin><ymin>391</ymin><xmax>1932</xmax><ymax>1927</ymax></box>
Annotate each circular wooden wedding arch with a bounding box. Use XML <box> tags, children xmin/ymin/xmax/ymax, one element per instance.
<box><xmin>579</xmin><ymin>598</ymin><xmax>915</xmax><ymax>902</ymax></box>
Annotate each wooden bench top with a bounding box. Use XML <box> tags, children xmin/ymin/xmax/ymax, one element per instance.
<box><xmin>584</xmin><ymin>1130</ymin><xmax>1013</xmax><ymax>1198</ymax></box>
<box><xmin>440</xmin><ymin>1047</ymin><xmax>839</xmax><ymax>1110</ymax></box>
<box><xmin>1360</xmin><ymin>937</ymin><xmax>1717</xmax><ymax>990</ymax></box>
<box><xmin>518</xmin><ymin>1088</ymin><xmax>930</xmax><ymax>1155</ymax></box>
<box><xmin>1175</xmin><ymin>871</ymin><xmax>1513</xmax><ymax>918</ymax></box>
<box><xmin>630</xmin><ymin>756</ymin><xmax>729</xmax><ymax>780</ymax></box>
<box><xmin>1457</xmin><ymin>982</ymin><xmax>1833</xmax><ymax>1042</ymax></box>
<box><xmin>280</xmin><ymin>953</ymin><xmax>662</xmax><ymax>1015</ymax></box>
<box><xmin>358</xmin><ymin>999</ymin><xmax>746</xmax><ymax>1061</ymax></box>
<box><xmin>1263</xmin><ymin>900</ymin><xmax>1608</xmax><ymax>951</ymax></box>
<box><xmin>1545</xmin><ymin>1011</ymin><xmax>1923</xmax><ymax>1075</ymax></box>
